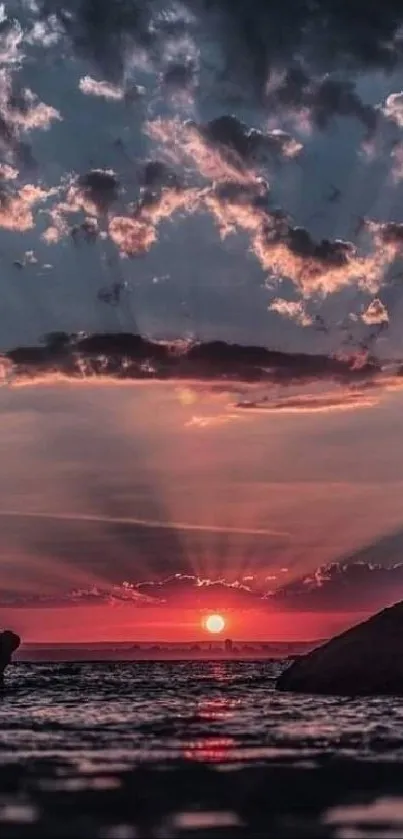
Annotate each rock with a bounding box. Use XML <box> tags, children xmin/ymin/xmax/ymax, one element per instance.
<box><xmin>0</xmin><ymin>630</ymin><xmax>20</xmax><ymax>678</ymax></box>
<box><xmin>276</xmin><ymin>602</ymin><xmax>403</xmax><ymax>695</ymax></box>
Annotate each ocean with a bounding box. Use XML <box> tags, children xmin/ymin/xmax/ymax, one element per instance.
<box><xmin>1</xmin><ymin>660</ymin><xmax>403</xmax><ymax>837</ymax></box>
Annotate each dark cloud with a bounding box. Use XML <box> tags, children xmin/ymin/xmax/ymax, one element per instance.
<box><xmin>212</xmin><ymin>179</ymin><xmax>270</xmax><ymax>207</ymax></box>
<box><xmin>38</xmin><ymin>0</ymin><xmax>152</xmax><ymax>84</ymax></box>
<box><xmin>140</xmin><ymin>160</ymin><xmax>182</xmax><ymax>190</ymax></box>
<box><xmin>196</xmin><ymin>115</ymin><xmax>302</xmax><ymax>171</ymax></box>
<box><xmin>76</xmin><ymin>169</ymin><xmax>120</xmax><ymax>214</ymax></box>
<box><xmin>162</xmin><ymin>60</ymin><xmax>196</xmax><ymax>91</ymax></box>
<box><xmin>267</xmin><ymin>72</ymin><xmax>378</xmax><ymax>135</ymax></box>
<box><xmin>310</xmin><ymin>78</ymin><xmax>377</xmax><ymax>134</ymax></box>
<box><xmin>2</xmin><ymin>331</ymin><xmax>383</xmax><ymax>386</ymax></box>
<box><xmin>270</xmin><ymin>530</ymin><xmax>403</xmax><ymax>611</ymax></box>
<box><xmin>70</xmin><ymin>217</ymin><xmax>99</xmax><ymax>245</ymax></box>
<box><xmin>32</xmin><ymin>0</ymin><xmax>395</xmax><ymax>131</ymax></box>
<box><xmin>201</xmin><ymin>0</ymin><xmax>403</xmax><ymax>98</ymax></box>
<box><xmin>285</xmin><ymin>227</ymin><xmax>354</xmax><ymax>266</ymax></box>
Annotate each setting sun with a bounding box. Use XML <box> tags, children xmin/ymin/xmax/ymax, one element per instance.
<box><xmin>205</xmin><ymin>614</ymin><xmax>226</xmax><ymax>634</ymax></box>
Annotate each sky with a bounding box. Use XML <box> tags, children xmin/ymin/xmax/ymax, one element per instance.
<box><xmin>3</xmin><ymin>0</ymin><xmax>403</xmax><ymax>641</ymax></box>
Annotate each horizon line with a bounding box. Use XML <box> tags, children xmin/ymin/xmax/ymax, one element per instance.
<box><xmin>17</xmin><ymin>639</ymin><xmax>324</xmax><ymax>647</ymax></box>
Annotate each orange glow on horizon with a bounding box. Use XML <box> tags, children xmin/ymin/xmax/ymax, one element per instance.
<box><xmin>0</xmin><ymin>601</ymin><xmax>371</xmax><ymax>645</ymax></box>
<box><xmin>204</xmin><ymin>614</ymin><xmax>226</xmax><ymax>634</ymax></box>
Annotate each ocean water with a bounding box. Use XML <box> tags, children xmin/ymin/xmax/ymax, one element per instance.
<box><xmin>1</xmin><ymin>661</ymin><xmax>403</xmax><ymax>836</ymax></box>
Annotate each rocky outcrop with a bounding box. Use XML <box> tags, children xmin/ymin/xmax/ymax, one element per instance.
<box><xmin>276</xmin><ymin>602</ymin><xmax>403</xmax><ymax>695</ymax></box>
<box><xmin>0</xmin><ymin>630</ymin><xmax>20</xmax><ymax>679</ymax></box>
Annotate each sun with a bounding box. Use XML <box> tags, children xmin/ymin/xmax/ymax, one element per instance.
<box><xmin>204</xmin><ymin>614</ymin><xmax>226</xmax><ymax>634</ymax></box>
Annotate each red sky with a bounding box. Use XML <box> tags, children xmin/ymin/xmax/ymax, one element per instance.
<box><xmin>1</xmin><ymin>603</ymin><xmax>368</xmax><ymax>644</ymax></box>
<box><xmin>0</xmin><ymin>379</ymin><xmax>402</xmax><ymax>643</ymax></box>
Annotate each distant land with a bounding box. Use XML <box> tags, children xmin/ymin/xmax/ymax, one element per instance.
<box><xmin>14</xmin><ymin>640</ymin><xmax>323</xmax><ymax>662</ymax></box>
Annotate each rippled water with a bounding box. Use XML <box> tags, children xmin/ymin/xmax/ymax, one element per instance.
<box><xmin>1</xmin><ymin>660</ymin><xmax>403</xmax><ymax>836</ymax></box>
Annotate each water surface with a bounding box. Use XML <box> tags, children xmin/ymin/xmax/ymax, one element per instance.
<box><xmin>1</xmin><ymin>660</ymin><xmax>403</xmax><ymax>837</ymax></box>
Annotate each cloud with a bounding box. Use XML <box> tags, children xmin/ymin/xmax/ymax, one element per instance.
<box><xmin>0</xmin><ymin>331</ymin><xmax>396</xmax><ymax>415</ymax></box>
<box><xmin>0</xmin><ymin>61</ymin><xmax>60</xmax><ymax>169</ymax></box>
<box><xmin>0</xmin><ymin>5</ymin><xmax>24</xmax><ymax>64</ymax></box>
<box><xmin>30</xmin><ymin>113</ymin><xmax>400</xmax><ymax>303</ymax></box>
<box><xmin>0</xmin><ymin>509</ymin><xmax>286</xmax><ymax>539</ymax></box>
<box><xmin>107</xmin><ymin>184</ymin><xmax>202</xmax><ymax>256</ymax></box>
<box><xmin>0</xmin><ymin>573</ymin><xmax>261</xmax><ymax>610</ymax></box>
<box><xmin>108</xmin><ymin>214</ymin><xmax>157</xmax><ymax>256</ymax></box>
<box><xmin>270</xmin><ymin>554</ymin><xmax>403</xmax><ymax>613</ymax></box>
<box><xmin>75</xmin><ymin>168</ymin><xmax>120</xmax><ymax>215</ymax></box>
<box><xmin>72</xmin><ymin>581</ymin><xmax>157</xmax><ymax>606</ymax></box>
<box><xmin>204</xmin><ymin>186</ymin><xmax>394</xmax><ymax>295</ymax></box>
<box><xmin>254</xmin><ymin>226</ymin><xmax>392</xmax><ymax>297</ymax></box>
<box><xmin>5</xmin><ymin>559</ymin><xmax>403</xmax><ymax>614</ymax></box>
<box><xmin>0</xmin><ymin>582</ymin><xmax>157</xmax><ymax>609</ymax></box>
<box><xmin>367</xmin><ymin>220</ymin><xmax>403</xmax><ymax>248</ymax></box>
<box><xmin>89</xmin><ymin>164</ymin><xmax>391</xmax><ymax>303</ymax></box>
<box><xmin>195</xmin><ymin>114</ymin><xmax>302</xmax><ymax>167</ymax></box>
<box><xmin>266</xmin><ymin>73</ymin><xmax>378</xmax><ymax>136</ymax></box>
<box><xmin>382</xmin><ymin>91</ymin><xmax>403</xmax><ymax>128</ymax></box>
<box><xmin>42</xmin><ymin>165</ymin><xmax>203</xmax><ymax>254</ymax></box>
<box><xmin>2</xmin><ymin>1</ymin><xmax>399</xmax><ymax>314</ymax></box>
<box><xmin>0</xmin><ymin>182</ymin><xmax>53</xmax><ymax>231</ymax></box>
<box><xmin>5</xmin><ymin>86</ymin><xmax>61</xmax><ymax>133</ymax></box>
<box><xmin>146</xmin><ymin>117</ymin><xmax>256</xmax><ymax>184</ymax></box>
<box><xmin>184</xmin><ymin>412</ymin><xmax>244</xmax><ymax>428</ymax></box>
<box><xmin>140</xmin><ymin>160</ymin><xmax>182</xmax><ymax>190</ymax></box>
<box><xmin>78</xmin><ymin>75</ymin><xmax>125</xmax><ymax>101</ymax></box>
<box><xmin>35</xmin><ymin>0</ymin><xmax>153</xmax><ymax>84</ymax></box>
<box><xmin>199</xmin><ymin>1</ymin><xmax>403</xmax><ymax>102</ymax></box>
<box><xmin>146</xmin><ymin>115</ymin><xmax>301</xmax><ymax>184</ymax></box>
<box><xmin>2</xmin><ymin>0</ymin><xmax>403</xmax><ymax>348</ymax></box>
<box><xmin>35</xmin><ymin>0</ymin><xmax>403</xmax><ymax>97</ymax></box>
<box><xmin>78</xmin><ymin>74</ymin><xmax>145</xmax><ymax>102</ymax></box>
<box><xmin>70</xmin><ymin>217</ymin><xmax>99</xmax><ymax>245</ymax></box>
<box><xmin>117</xmin><ymin>157</ymin><xmax>396</xmax><ymax>299</ymax></box>
<box><xmin>362</xmin><ymin>298</ymin><xmax>389</xmax><ymax>326</ymax></box>
<box><xmin>268</xmin><ymin>298</ymin><xmax>313</xmax><ymax>327</ymax></box>
<box><xmin>96</xmin><ymin>169</ymin><xmax>390</xmax><ymax>304</ymax></box>
<box><xmin>234</xmin><ymin>392</ymin><xmax>378</xmax><ymax>413</ymax></box>
<box><xmin>137</xmin><ymin>574</ymin><xmax>258</xmax><ymax>607</ymax></box>
<box><xmin>0</xmin><ymin>162</ymin><xmax>18</xmax><ymax>180</ymax></box>
<box><xmin>41</xmin><ymin>169</ymin><xmax>121</xmax><ymax>242</ymax></box>
<box><xmin>162</xmin><ymin>59</ymin><xmax>197</xmax><ymax>95</ymax></box>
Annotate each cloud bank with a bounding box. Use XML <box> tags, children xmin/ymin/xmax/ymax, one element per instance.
<box><xmin>0</xmin><ymin>330</ymin><xmax>389</xmax><ymax>389</ymax></box>
<box><xmin>4</xmin><ymin>559</ymin><xmax>403</xmax><ymax>614</ymax></box>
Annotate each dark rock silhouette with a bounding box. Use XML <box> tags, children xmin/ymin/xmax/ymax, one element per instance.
<box><xmin>276</xmin><ymin>602</ymin><xmax>403</xmax><ymax>695</ymax></box>
<box><xmin>0</xmin><ymin>630</ymin><xmax>20</xmax><ymax>683</ymax></box>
